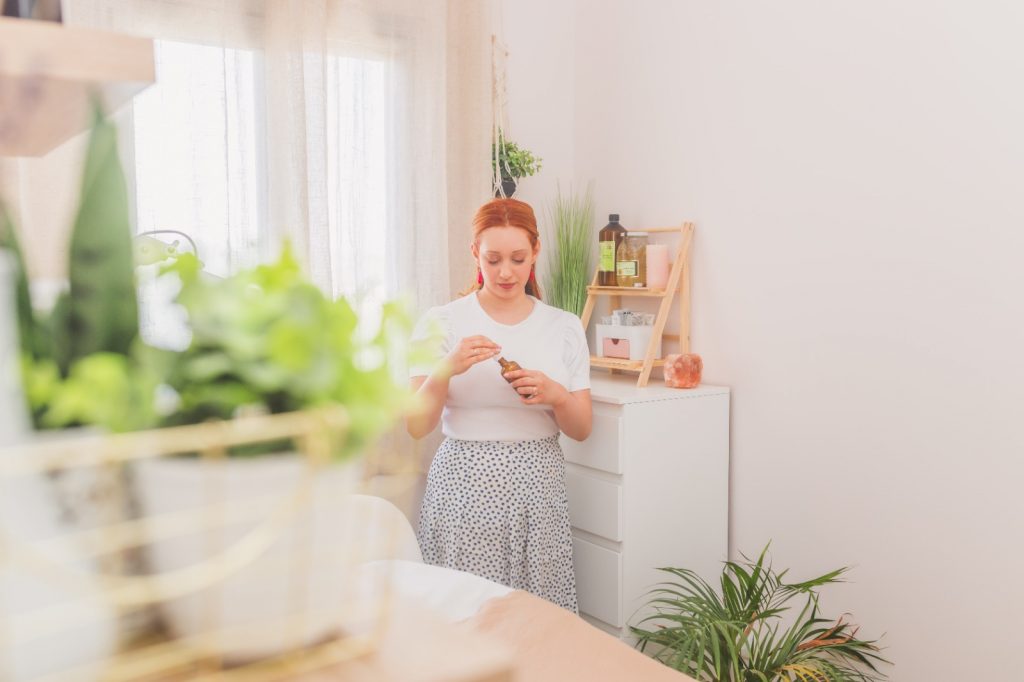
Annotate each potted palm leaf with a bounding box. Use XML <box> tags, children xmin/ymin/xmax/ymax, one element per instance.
<box><xmin>631</xmin><ymin>545</ymin><xmax>890</xmax><ymax>682</ymax></box>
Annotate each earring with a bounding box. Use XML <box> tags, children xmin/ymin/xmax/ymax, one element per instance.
<box><xmin>529</xmin><ymin>265</ymin><xmax>536</xmax><ymax>282</ymax></box>
<box><xmin>477</xmin><ymin>269</ymin><xmax>483</xmax><ymax>285</ymax></box>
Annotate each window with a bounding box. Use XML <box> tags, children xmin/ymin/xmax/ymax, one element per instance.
<box><xmin>131</xmin><ymin>39</ymin><xmax>389</xmax><ymax>293</ymax></box>
<box><xmin>132</xmin><ymin>39</ymin><xmax>391</xmax><ymax>348</ymax></box>
<box><xmin>132</xmin><ymin>39</ymin><xmax>264</xmax><ymax>278</ymax></box>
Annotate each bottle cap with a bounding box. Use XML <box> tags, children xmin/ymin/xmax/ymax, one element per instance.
<box><xmin>609</xmin><ymin>214</ymin><xmax>620</xmax><ymax>222</ymax></box>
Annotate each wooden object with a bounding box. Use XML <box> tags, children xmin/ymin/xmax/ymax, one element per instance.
<box><xmin>559</xmin><ymin>373</ymin><xmax>729</xmax><ymax>640</ymax></box>
<box><xmin>0</xmin><ymin>16</ymin><xmax>154</xmax><ymax>156</ymax></box>
<box><xmin>580</xmin><ymin>222</ymin><xmax>694</xmax><ymax>387</ymax></box>
<box><xmin>150</xmin><ymin>600</ymin><xmax>514</xmax><ymax>682</ymax></box>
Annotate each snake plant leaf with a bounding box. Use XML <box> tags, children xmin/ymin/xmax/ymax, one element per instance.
<box><xmin>56</xmin><ymin>100</ymin><xmax>138</xmax><ymax>374</ymax></box>
<box><xmin>0</xmin><ymin>200</ymin><xmax>41</xmax><ymax>359</ymax></box>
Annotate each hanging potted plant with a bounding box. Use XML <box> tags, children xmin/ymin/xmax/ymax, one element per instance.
<box><xmin>492</xmin><ymin>131</ymin><xmax>542</xmax><ymax>198</ymax></box>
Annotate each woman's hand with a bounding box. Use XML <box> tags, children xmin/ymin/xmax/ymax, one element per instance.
<box><xmin>503</xmin><ymin>368</ymin><xmax>570</xmax><ymax>407</ymax></box>
<box><xmin>443</xmin><ymin>335</ymin><xmax>502</xmax><ymax>377</ymax></box>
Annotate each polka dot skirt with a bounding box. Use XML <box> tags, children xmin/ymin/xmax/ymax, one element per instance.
<box><xmin>417</xmin><ymin>435</ymin><xmax>578</xmax><ymax>613</ymax></box>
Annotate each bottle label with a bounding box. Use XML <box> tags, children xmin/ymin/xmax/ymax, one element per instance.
<box><xmin>617</xmin><ymin>260</ymin><xmax>638</xmax><ymax>277</ymax></box>
<box><xmin>599</xmin><ymin>241</ymin><xmax>615</xmax><ymax>272</ymax></box>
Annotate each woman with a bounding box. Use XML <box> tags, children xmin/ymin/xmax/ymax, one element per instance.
<box><xmin>407</xmin><ymin>197</ymin><xmax>592</xmax><ymax>612</ymax></box>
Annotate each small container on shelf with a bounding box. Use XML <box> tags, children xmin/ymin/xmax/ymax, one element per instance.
<box><xmin>595</xmin><ymin>322</ymin><xmax>661</xmax><ymax>362</ymax></box>
<box><xmin>615</xmin><ymin>232</ymin><xmax>648</xmax><ymax>288</ymax></box>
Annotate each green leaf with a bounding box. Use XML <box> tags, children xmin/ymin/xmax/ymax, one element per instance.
<box><xmin>38</xmin><ymin>352</ymin><xmax>157</xmax><ymax>432</ymax></box>
<box><xmin>55</xmin><ymin>99</ymin><xmax>138</xmax><ymax>374</ymax></box>
<box><xmin>0</xmin><ymin>200</ymin><xmax>43</xmax><ymax>359</ymax></box>
<box><xmin>159</xmin><ymin>245</ymin><xmax>415</xmax><ymax>459</ymax></box>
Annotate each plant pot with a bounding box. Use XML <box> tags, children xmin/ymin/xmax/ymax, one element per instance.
<box><xmin>494</xmin><ymin>178</ymin><xmax>518</xmax><ymax>198</ymax></box>
<box><xmin>132</xmin><ymin>454</ymin><xmax>420</xmax><ymax>662</ymax></box>
<box><xmin>1</xmin><ymin>453</ymin><xmax>118</xmax><ymax>682</ymax></box>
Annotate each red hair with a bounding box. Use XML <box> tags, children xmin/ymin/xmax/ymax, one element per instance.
<box><xmin>469</xmin><ymin>198</ymin><xmax>542</xmax><ymax>299</ymax></box>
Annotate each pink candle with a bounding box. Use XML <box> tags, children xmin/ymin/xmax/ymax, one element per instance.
<box><xmin>646</xmin><ymin>244</ymin><xmax>670</xmax><ymax>289</ymax></box>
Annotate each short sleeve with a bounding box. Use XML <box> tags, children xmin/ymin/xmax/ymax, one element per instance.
<box><xmin>562</xmin><ymin>313</ymin><xmax>591</xmax><ymax>392</ymax></box>
<box><xmin>409</xmin><ymin>306</ymin><xmax>453</xmax><ymax>378</ymax></box>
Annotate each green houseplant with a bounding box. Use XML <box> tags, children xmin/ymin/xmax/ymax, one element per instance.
<box><xmin>155</xmin><ymin>248</ymin><xmax>417</xmax><ymax>456</ymax></box>
<box><xmin>543</xmin><ymin>184</ymin><xmax>595</xmax><ymax>317</ymax></box>
<box><xmin>492</xmin><ymin>132</ymin><xmax>542</xmax><ymax>198</ymax></box>
<box><xmin>1</xmin><ymin>100</ymin><xmax>155</xmax><ymax>434</ymax></box>
<box><xmin>631</xmin><ymin>545</ymin><xmax>889</xmax><ymax>682</ymax></box>
<box><xmin>1</xmin><ymin>100</ymin><xmax>428</xmax><ymax>661</ymax></box>
<box><xmin>2</xmin><ymin>102</ymin><xmax>420</xmax><ymax>453</ymax></box>
<box><xmin>129</xmin><ymin>248</ymin><xmax>422</xmax><ymax>659</ymax></box>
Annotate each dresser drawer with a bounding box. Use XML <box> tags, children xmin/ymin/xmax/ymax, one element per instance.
<box><xmin>573</xmin><ymin>535</ymin><xmax>622</xmax><ymax>627</ymax></box>
<box><xmin>561</xmin><ymin>408</ymin><xmax>622</xmax><ymax>474</ymax></box>
<box><xmin>566</xmin><ymin>468</ymin><xmax>622</xmax><ymax>541</ymax></box>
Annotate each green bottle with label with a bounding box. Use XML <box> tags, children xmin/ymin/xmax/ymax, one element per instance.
<box><xmin>598</xmin><ymin>213</ymin><xmax>626</xmax><ymax>286</ymax></box>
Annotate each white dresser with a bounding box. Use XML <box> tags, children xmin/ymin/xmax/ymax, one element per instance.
<box><xmin>561</xmin><ymin>373</ymin><xmax>730</xmax><ymax>637</ymax></box>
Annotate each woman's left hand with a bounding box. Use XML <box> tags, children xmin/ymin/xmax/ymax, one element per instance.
<box><xmin>503</xmin><ymin>368</ymin><xmax>569</xmax><ymax>407</ymax></box>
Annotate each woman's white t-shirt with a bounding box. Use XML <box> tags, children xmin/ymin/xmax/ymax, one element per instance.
<box><xmin>410</xmin><ymin>294</ymin><xmax>591</xmax><ymax>442</ymax></box>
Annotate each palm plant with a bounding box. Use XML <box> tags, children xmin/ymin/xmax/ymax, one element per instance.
<box><xmin>543</xmin><ymin>184</ymin><xmax>594</xmax><ymax>317</ymax></box>
<box><xmin>631</xmin><ymin>545</ymin><xmax>889</xmax><ymax>682</ymax></box>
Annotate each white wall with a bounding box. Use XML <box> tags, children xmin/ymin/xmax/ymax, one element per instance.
<box><xmin>498</xmin><ymin>0</ymin><xmax>576</xmax><ymax>282</ymax></box>
<box><xmin>503</xmin><ymin>1</ymin><xmax>1024</xmax><ymax>678</ymax></box>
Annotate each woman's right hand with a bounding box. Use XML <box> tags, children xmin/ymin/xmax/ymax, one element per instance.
<box><xmin>443</xmin><ymin>335</ymin><xmax>502</xmax><ymax>377</ymax></box>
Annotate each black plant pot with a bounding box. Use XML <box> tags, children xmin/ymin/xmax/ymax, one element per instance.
<box><xmin>494</xmin><ymin>178</ymin><xmax>518</xmax><ymax>198</ymax></box>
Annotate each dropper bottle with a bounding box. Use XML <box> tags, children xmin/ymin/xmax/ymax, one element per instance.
<box><xmin>496</xmin><ymin>356</ymin><xmax>522</xmax><ymax>383</ymax></box>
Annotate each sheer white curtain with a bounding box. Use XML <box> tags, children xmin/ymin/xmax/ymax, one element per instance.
<box><xmin>62</xmin><ymin>0</ymin><xmax>458</xmax><ymax>311</ymax></box>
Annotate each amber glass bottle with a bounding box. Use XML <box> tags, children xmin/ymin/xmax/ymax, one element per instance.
<box><xmin>598</xmin><ymin>214</ymin><xmax>627</xmax><ymax>286</ymax></box>
<box><xmin>496</xmin><ymin>356</ymin><xmax>522</xmax><ymax>383</ymax></box>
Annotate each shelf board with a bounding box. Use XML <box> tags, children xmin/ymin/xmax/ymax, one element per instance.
<box><xmin>586</xmin><ymin>285</ymin><xmax>669</xmax><ymax>298</ymax></box>
<box><xmin>0</xmin><ymin>17</ymin><xmax>154</xmax><ymax>157</ymax></box>
<box><xmin>591</xmin><ymin>356</ymin><xmax>667</xmax><ymax>371</ymax></box>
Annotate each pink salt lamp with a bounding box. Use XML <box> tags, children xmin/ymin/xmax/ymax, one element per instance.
<box><xmin>664</xmin><ymin>353</ymin><xmax>702</xmax><ymax>389</ymax></box>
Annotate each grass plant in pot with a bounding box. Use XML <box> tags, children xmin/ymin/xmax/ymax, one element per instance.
<box><xmin>631</xmin><ymin>545</ymin><xmax>890</xmax><ymax>682</ymax></box>
<box><xmin>543</xmin><ymin>183</ymin><xmax>595</xmax><ymax>317</ymax></box>
<box><xmin>492</xmin><ymin>131</ymin><xmax>541</xmax><ymax>198</ymax></box>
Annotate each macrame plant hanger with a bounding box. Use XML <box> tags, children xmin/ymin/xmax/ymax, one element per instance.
<box><xmin>491</xmin><ymin>32</ymin><xmax>513</xmax><ymax>198</ymax></box>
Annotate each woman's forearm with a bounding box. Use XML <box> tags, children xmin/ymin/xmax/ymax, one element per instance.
<box><xmin>406</xmin><ymin>373</ymin><xmax>450</xmax><ymax>439</ymax></box>
<box><xmin>553</xmin><ymin>390</ymin><xmax>592</xmax><ymax>441</ymax></box>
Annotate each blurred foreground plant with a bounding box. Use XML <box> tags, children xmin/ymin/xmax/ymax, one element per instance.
<box><xmin>158</xmin><ymin>248</ymin><xmax>424</xmax><ymax>457</ymax></box>
<box><xmin>1</xmin><ymin>101</ymin><xmax>428</xmax><ymax>459</ymax></box>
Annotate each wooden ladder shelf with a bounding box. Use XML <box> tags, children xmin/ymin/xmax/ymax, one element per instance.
<box><xmin>580</xmin><ymin>221</ymin><xmax>695</xmax><ymax>387</ymax></box>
